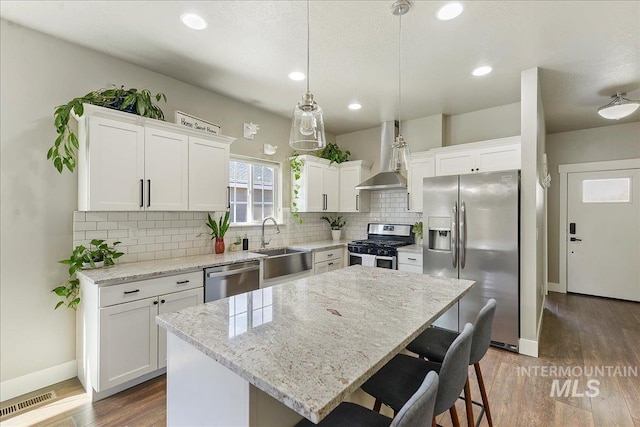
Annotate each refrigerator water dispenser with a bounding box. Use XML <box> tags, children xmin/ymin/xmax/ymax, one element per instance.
<box><xmin>427</xmin><ymin>217</ymin><xmax>451</xmax><ymax>251</ymax></box>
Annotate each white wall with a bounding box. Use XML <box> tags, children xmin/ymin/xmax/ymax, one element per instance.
<box><xmin>444</xmin><ymin>102</ymin><xmax>521</xmax><ymax>146</ymax></box>
<box><xmin>546</xmin><ymin>122</ymin><xmax>640</xmax><ymax>284</ymax></box>
<box><xmin>519</xmin><ymin>67</ymin><xmax>546</xmax><ymax>356</ymax></box>
<box><xmin>0</xmin><ymin>19</ymin><xmax>336</xmax><ymax>400</ymax></box>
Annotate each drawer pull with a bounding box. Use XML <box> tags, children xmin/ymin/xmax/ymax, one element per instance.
<box><xmin>161</xmin><ymin>299</ymin><xmax>166</xmax><ymax>304</ymax></box>
<box><xmin>123</xmin><ymin>289</ymin><xmax>140</xmax><ymax>295</ymax></box>
<box><xmin>177</xmin><ymin>280</ymin><xmax>190</xmax><ymax>285</ymax></box>
<box><xmin>328</xmin><ymin>262</ymin><xmax>334</xmax><ymax>266</ymax></box>
<box><xmin>408</xmin><ymin>257</ymin><xmax>417</xmax><ymax>261</ymax></box>
<box><xmin>327</xmin><ymin>253</ymin><xmax>334</xmax><ymax>257</ymax></box>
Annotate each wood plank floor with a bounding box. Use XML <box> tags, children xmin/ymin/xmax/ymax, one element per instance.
<box><xmin>2</xmin><ymin>292</ymin><xmax>638</xmax><ymax>426</ymax></box>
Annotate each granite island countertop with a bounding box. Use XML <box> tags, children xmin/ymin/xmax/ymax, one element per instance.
<box><xmin>156</xmin><ymin>265</ymin><xmax>474</xmax><ymax>423</ymax></box>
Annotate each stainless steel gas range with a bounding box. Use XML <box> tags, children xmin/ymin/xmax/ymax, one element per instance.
<box><xmin>347</xmin><ymin>223</ymin><xmax>414</xmax><ymax>269</ymax></box>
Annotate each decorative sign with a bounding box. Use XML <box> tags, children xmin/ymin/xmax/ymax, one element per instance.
<box><xmin>175</xmin><ymin>111</ymin><xmax>221</xmax><ymax>135</ymax></box>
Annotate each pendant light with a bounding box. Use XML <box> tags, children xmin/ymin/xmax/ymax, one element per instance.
<box><xmin>390</xmin><ymin>0</ymin><xmax>411</xmax><ymax>172</ymax></box>
<box><xmin>597</xmin><ymin>92</ymin><xmax>640</xmax><ymax>120</ymax></box>
<box><xmin>289</xmin><ymin>0</ymin><xmax>326</xmax><ymax>151</ymax></box>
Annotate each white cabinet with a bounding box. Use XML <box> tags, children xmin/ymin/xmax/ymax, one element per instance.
<box><xmin>407</xmin><ymin>153</ymin><xmax>435</xmax><ymax>213</ymax></box>
<box><xmin>188</xmin><ymin>136</ymin><xmax>230</xmax><ymax>211</ymax></box>
<box><xmin>78</xmin><ymin>270</ymin><xmax>203</xmax><ymax>398</ymax></box>
<box><xmin>314</xmin><ymin>247</ymin><xmax>344</xmax><ymax>275</ymax></box>
<box><xmin>76</xmin><ymin>104</ymin><xmax>234</xmax><ymax>211</ymax></box>
<box><xmin>292</xmin><ymin>155</ymin><xmax>340</xmax><ymax>212</ymax></box>
<box><xmin>434</xmin><ymin>136</ymin><xmax>521</xmax><ymax>177</ymax></box>
<box><xmin>339</xmin><ymin>160</ymin><xmax>372</xmax><ymax>212</ymax></box>
<box><xmin>397</xmin><ymin>251</ymin><xmax>423</xmax><ymax>274</ymax></box>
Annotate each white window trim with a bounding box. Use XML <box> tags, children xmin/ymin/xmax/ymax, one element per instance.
<box><xmin>229</xmin><ymin>154</ymin><xmax>283</xmax><ymax>226</ymax></box>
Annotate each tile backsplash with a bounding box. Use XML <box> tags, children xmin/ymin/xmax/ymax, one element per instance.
<box><xmin>72</xmin><ymin>189</ymin><xmax>421</xmax><ymax>263</ymax></box>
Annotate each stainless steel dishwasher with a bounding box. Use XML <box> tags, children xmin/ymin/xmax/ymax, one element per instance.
<box><xmin>204</xmin><ymin>261</ymin><xmax>261</xmax><ymax>303</ymax></box>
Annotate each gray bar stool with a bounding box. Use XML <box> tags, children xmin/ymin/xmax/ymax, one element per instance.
<box><xmin>295</xmin><ymin>371</ymin><xmax>439</xmax><ymax>427</ymax></box>
<box><xmin>361</xmin><ymin>323</ymin><xmax>473</xmax><ymax>427</ymax></box>
<box><xmin>407</xmin><ymin>299</ymin><xmax>497</xmax><ymax>427</ymax></box>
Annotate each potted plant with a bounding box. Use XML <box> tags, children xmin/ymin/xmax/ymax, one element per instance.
<box><xmin>53</xmin><ymin>239</ymin><xmax>124</xmax><ymax>310</ymax></box>
<box><xmin>413</xmin><ymin>221</ymin><xmax>423</xmax><ymax>245</ymax></box>
<box><xmin>317</xmin><ymin>142</ymin><xmax>351</xmax><ymax>165</ymax></box>
<box><xmin>48</xmin><ymin>85</ymin><xmax>167</xmax><ymax>173</ymax></box>
<box><xmin>206</xmin><ymin>211</ymin><xmax>231</xmax><ymax>254</ymax></box>
<box><xmin>321</xmin><ymin>215</ymin><xmax>346</xmax><ymax>241</ymax></box>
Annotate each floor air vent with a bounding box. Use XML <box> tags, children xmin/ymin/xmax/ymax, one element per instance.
<box><xmin>0</xmin><ymin>391</ymin><xmax>57</xmax><ymax>418</ymax></box>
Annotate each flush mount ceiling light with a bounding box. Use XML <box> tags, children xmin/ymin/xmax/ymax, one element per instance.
<box><xmin>472</xmin><ymin>65</ymin><xmax>492</xmax><ymax>76</ymax></box>
<box><xmin>348</xmin><ymin>102</ymin><xmax>362</xmax><ymax>110</ymax></box>
<box><xmin>597</xmin><ymin>92</ymin><xmax>640</xmax><ymax>120</ymax></box>
<box><xmin>390</xmin><ymin>0</ymin><xmax>411</xmax><ymax>171</ymax></box>
<box><xmin>288</xmin><ymin>71</ymin><xmax>305</xmax><ymax>81</ymax></box>
<box><xmin>180</xmin><ymin>13</ymin><xmax>207</xmax><ymax>30</ymax></box>
<box><xmin>436</xmin><ymin>2</ymin><xmax>464</xmax><ymax>20</ymax></box>
<box><xmin>289</xmin><ymin>0</ymin><xmax>326</xmax><ymax>151</ymax></box>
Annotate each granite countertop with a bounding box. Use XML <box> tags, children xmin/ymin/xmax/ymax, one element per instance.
<box><xmin>288</xmin><ymin>240</ymin><xmax>350</xmax><ymax>251</ymax></box>
<box><xmin>157</xmin><ymin>265</ymin><xmax>474</xmax><ymax>423</ymax></box>
<box><xmin>398</xmin><ymin>244</ymin><xmax>423</xmax><ymax>254</ymax></box>
<box><xmin>77</xmin><ymin>252</ymin><xmax>266</xmax><ymax>286</ymax></box>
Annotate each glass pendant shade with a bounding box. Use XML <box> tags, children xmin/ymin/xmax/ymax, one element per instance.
<box><xmin>290</xmin><ymin>92</ymin><xmax>326</xmax><ymax>151</ymax></box>
<box><xmin>390</xmin><ymin>135</ymin><xmax>411</xmax><ymax>171</ymax></box>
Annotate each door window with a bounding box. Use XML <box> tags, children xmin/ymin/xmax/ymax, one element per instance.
<box><xmin>582</xmin><ymin>178</ymin><xmax>631</xmax><ymax>203</ymax></box>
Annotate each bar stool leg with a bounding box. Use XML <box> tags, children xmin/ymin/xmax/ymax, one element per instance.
<box><xmin>474</xmin><ymin>362</ymin><xmax>493</xmax><ymax>427</ymax></box>
<box><xmin>450</xmin><ymin>405</ymin><xmax>461</xmax><ymax>427</ymax></box>
<box><xmin>463</xmin><ymin>376</ymin><xmax>474</xmax><ymax>427</ymax></box>
<box><xmin>432</xmin><ymin>417</ymin><xmax>437</xmax><ymax>427</ymax></box>
<box><xmin>373</xmin><ymin>399</ymin><xmax>382</xmax><ymax>413</ymax></box>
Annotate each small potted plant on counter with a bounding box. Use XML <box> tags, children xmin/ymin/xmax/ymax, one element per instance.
<box><xmin>206</xmin><ymin>211</ymin><xmax>230</xmax><ymax>254</ymax></box>
<box><xmin>321</xmin><ymin>215</ymin><xmax>346</xmax><ymax>241</ymax></box>
<box><xmin>53</xmin><ymin>239</ymin><xmax>124</xmax><ymax>310</ymax></box>
<box><xmin>413</xmin><ymin>221</ymin><xmax>423</xmax><ymax>245</ymax></box>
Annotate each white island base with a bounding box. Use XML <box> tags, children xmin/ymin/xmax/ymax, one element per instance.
<box><xmin>167</xmin><ymin>333</ymin><xmax>304</xmax><ymax>427</ymax></box>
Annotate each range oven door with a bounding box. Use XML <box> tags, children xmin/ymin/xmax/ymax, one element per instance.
<box><xmin>349</xmin><ymin>253</ymin><xmax>397</xmax><ymax>269</ymax></box>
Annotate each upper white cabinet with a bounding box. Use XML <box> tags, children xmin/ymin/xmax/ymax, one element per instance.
<box><xmin>339</xmin><ymin>160</ymin><xmax>372</xmax><ymax>212</ymax></box>
<box><xmin>188</xmin><ymin>137</ymin><xmax>230</xmax><ymax>212</ymax></box>
<box><xmin>434</xmin><ymin>136</ymin><xmax>521</xmax><ymax>177</ymax></box>
<box><xmin>407</xmin><ymin>153</ymin><xmax>435</xmax><ymax>213</ymax></box>
<box><xmin>292</xmin><ymin>155</ymin><xmax>340</xmax><ymax>212</ymax></box>
<box><xmin>76</xmin><ymin>104</ymin><xmax>234</xmax><ymax>211</ymax></box>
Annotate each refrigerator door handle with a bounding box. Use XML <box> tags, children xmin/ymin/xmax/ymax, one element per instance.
<box><xmin>460</xmin><ymin>200</ymin><xmax>466</xmax><ymax>269</ymax></box>
<box><xmin>452</xmin><ymin>201</ymin><xmax>458</xmax><ymax>268</ymax></box>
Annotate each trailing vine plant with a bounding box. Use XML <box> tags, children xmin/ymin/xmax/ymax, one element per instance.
<box><xmin>289</xmin><ymin>152</ymin><xmax>305</xmax><ymax>224</ymax></box>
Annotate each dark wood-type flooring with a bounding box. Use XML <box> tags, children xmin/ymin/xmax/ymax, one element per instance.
<box><xmin>2</xmin><ymin>292</ymin><xmax>639</xmax><ymax>426</ymax></box>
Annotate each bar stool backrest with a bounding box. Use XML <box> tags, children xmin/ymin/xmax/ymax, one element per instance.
<box><xmin>470</xmin><ymin>299</ymin><xmax>497</xmax><ymax>365</ymax></box>
<box><xmin>433</xmin><ymin>323</ymin><xmax>473</xmax><ymax>416</ymax></box>
<box><xmin>391</xmin><ymin>371</ymin><xmax>439</xmax><ymax>427</ymax></box>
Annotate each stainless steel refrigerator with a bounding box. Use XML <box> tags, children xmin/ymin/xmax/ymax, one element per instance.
<box><xmin>423</xmin><ymin>170</ymin><xmax>519</xmax><ymax>352</ymax></box>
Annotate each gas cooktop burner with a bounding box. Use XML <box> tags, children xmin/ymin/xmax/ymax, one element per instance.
<box><xmin>350</xmin><ymin>240</ymin><xmax>412</xmax><ymax>248</ymax></box>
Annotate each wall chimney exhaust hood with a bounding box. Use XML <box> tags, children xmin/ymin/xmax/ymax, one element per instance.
<box><xmin>355</xmin><ymin>121</ymin><xmax>407</xmax><ymax>190</ymax></box>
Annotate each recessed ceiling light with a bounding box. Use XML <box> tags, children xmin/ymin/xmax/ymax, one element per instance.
<box><xmin>180</xmin><ymin>13</ymin><xmax>207</xmax><ymax>30</ymax></box>
<box><xmin>472</xmin><ymin>66</ymin><xmax>493</xmax><ymax>76</ymax></box>
<box><xmin>288</xmin><ymin>71</ymin><xmax>306</xmax><ymax>81</ymax></box>
<box><xmin>348</xmin><ymin>103</ymin><xmax>362</xmax><ymax>110</ymax></box>
<box><xmin>436</xmin><ymin>2</ymin><xmax>464</xmax><ymax>21</ymax></box>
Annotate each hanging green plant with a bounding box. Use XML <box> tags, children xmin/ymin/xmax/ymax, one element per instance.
<box><xmin>317</xmin><ymin>142</ymin><xmax>351</xmax><ymax>165</ymax></box>
<box><xmin>48</xmin><ymin>85</ymin><xmax>167</xmax><ymax>174</ymax></box>
<box><xmin>289</xmin><ymin>152</ymin><xmax>305</xmax><ymax>224</ymax></box>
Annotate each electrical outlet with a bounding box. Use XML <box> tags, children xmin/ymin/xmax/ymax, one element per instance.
<box><xmin>129</xmin><ymin>228</ymin><xmax>139</xmax><ymax>238</ymax></box>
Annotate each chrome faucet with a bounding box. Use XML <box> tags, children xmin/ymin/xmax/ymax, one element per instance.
<box><xmin>261</xmin><ymin>217</ymin><xmax>280</xmax><ymax>248</ymax></box>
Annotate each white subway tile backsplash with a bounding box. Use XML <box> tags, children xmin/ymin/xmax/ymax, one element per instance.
<box><xmin>73</xmin><ymin>212</ymin><xmax>86</xmax><ymax>222</ymax></box>
<box><xmin>86</xmin><ymin>212</ymin><xmax>108</xmax><ymax>222</ymax></box>
<box><xmin>128</xmin><ymin>212</ymin><xmax>147</xmax><ymax>221</ymax></box>
<box><xmin>76</xmin><ymin>222</ymin><xmax>97</xmax><ymax>231</ymax></box>
<box><xmin>138</xmin><ymin>221</ymin><xmax>156</xmax><ymax>229</ymax></box>
<box><xmin>146</xmin><ymin>212</ymin><xmax>164</xmax><ymax>221</ymax></box>
<box><xmin>108</xmin><ymin>212</ymin><xmax>128</xmax><ymax>221</ymax></box>
<box><xmin>97</xmin><ymin>221</ymin><xmax>118</xmax><ymax>230</ymax></box>
<box><xmin>164</xmin><ymin>213</ymin><xmax>179</xmax><ymax>220</ymax></box>
<box><xmin>163</xmin><ymin>242</ymin><xmax>179</xmax><ymax>250</ymax></box>
<box><xmin>85</xmin><ymin>231</ymin><xmax>108</xmax><ymax>239</ymax></box>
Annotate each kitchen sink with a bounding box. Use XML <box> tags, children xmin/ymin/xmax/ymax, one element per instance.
<box><xmin>252</xmin><ymin>247</ymin><xmax>313</xmax><ymax>280</ymax></box>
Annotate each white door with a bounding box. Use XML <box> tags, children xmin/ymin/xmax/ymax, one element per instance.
<box><xmin>144</xmin><ymin>128</ymin><xmax>189</xmax><ymax>211</ymax></box>
<box><xmin>567</xmin><ymin>169</ymin><xmax>640</xmax><ymax>301</ymax></box>
<box><xmin>157</xmin><ymin>288</ymin><xmax>203</xmax><ymax>369</ymax></box>
<box><xmin>189</xmin><ymin>137</ymin><xmax>229</xmax><ymax>211</ymax></box>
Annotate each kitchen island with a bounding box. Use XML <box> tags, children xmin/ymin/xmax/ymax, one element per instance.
<box><xmin>156</xmin><ymin>265</ymin><xmax>474</xmax><ymax>426</ymax></box>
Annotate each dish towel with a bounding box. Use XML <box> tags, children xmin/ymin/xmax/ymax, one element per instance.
<box><xmin>361</xmin><ymin>254</ymin><xmax>377</xmax><ymax>267</ymax></box>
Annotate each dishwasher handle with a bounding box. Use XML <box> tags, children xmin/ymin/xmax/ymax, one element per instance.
<box><xmin>206</xmin><ymin>263</ymin><xmax>260</xmax><ymax>278</ymax></box>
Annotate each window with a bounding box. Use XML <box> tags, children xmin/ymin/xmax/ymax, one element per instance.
<box><xmin>582</xmin><ymin>178</ymin><xmax>631</xmax><ymax>203</ymax></box>
<box><xmin>228</xmin><ymin>157</ymin><xmax>280</xmax><ymax>224</ymax></box>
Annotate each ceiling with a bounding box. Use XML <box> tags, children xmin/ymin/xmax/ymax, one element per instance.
<box><xmin>1</xmin><ymin>1</ymin><xmax>639</xmax><ymax>135</ymax></box>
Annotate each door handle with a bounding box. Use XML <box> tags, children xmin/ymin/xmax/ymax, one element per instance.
<box><xmin>570</xmin><ymin>237</ymin><xmax>582</xmax><ymax>242</ymax></box>
<box><xmin>460</xmin><ymin>200</ymin><xmax>467</xmax><ymax>269</ymax></box>
<box><xmin>452</xmin><ymin>201</ymin><xmax>458</xmax><ymax>268</ymax></box>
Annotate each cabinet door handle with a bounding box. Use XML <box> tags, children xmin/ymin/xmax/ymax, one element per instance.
<box><xmin>153</xmin><ymin>300</ymin><xmax>159</xmax><ymax>305</ymax></box>
<box><xmin>176</xmin><ymin>280</ymin><xmax>190</xmax><ymax>285</ymax></box>
<box><xmin>227</xmin><ymin>186</ymin><xmax>231</xmax><ymax>209</ymax></box>
<box><xmin>356</xmin><ymin>194</ymin><xmax>359</xmax><ymax>211</ymax></box>
<box><xmin>408</xmin><ymin>257</ymin><xmax>417</xmax><ymax>261</ymax></box>
<box><xmin>328</xmin><ymin>262</ymin><xmax>334</xmax><ymax>266</ymax></box>
<box><xmin>147</xmin><ymin>179</ymin><xmax>151</xmax><ymax>207</ymax></box>
<box><xmin>160</xmin><ymin>299</ymin><xmax>166</xmax><ymax>304</ymax></box>
<box><xmin>124</xmin><ymin>289</ymin><xmax>140</xmax><ymax>295</ymax></box>
<box><xmin>407</xmin><ymin>192</ymin><xmax>410</xmax><ymax>210</ymax></box>
<box><xmin>139</xmin><ymin>179</ymin><xmax>144</xmax><ymax>208</ymax></box>
<box><xmin>327</xmin><ymin>253</ymin><xmax>333</xmax><ymax>257</ymax></box>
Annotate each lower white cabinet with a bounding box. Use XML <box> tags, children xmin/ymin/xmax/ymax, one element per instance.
<box><xmin>397</xmin><ymin>251</ymin><xmax>423</xmax><ymax>274</ymax></box>
<box><xmin>79</xmin><ymin>271</ymin><xmax>203</xmax><ymax>399</ymax></box>
<box><xmin>313</xmin><ymin>247</ymin><xmax>344</xmax><ymax>275</ymax></box>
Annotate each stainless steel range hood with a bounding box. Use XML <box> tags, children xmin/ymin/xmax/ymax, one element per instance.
<box><xmin>355</xmin><ymin>121</ymin><xmax>407</xmax><ymax>190</ymax></box>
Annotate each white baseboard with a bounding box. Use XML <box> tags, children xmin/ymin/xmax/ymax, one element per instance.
<box><xmin>548</xmin><ymin>281</ymin><xmax>565</xmax><ymax>293</ymax></box>
<box><xmin>0</xmin><ymin>360</ymin><xmax>77</xmax><ymax>403</ymax></box>
<box><xmin>519</xmin><ymin>338</ymin><xmax>538</xmax><ymax>357</ymax></box>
